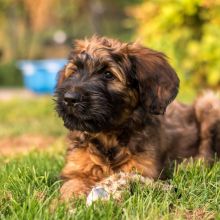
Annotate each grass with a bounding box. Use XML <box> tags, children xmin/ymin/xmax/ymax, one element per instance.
<box><xmin>0</xmin><ymin>97</ymin><xmax>66</xmax><ymax>138</ymax></box>
<box><xmin>1</xmin><ymin>97</ymin><xmax>220</xmax><ymax>219</ymax></box>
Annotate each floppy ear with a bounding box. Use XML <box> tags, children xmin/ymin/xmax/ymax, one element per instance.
<box><xmin>128</xmin><ymin>44</ymin><xmax>179</xmax><ymax>115</ymax></box>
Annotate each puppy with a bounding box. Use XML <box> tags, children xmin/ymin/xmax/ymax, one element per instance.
<box><xmin>55</xmin><ymin>36</ymin><xmax>220</xmax><ymax>200</ymax></box>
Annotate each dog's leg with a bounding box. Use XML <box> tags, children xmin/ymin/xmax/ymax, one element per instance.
<box><xmin>213</xmin><ymin>122</ymin><xmax>220</xmax><ymax>157</ymax></box>
<box><xmin>118</xmin><ymin>155</ymin><xmax>163</xmax><ymax>180</ymax></box>
<box><xmin>59</xmin><ymin>148</ymin><xmax>105</xmax><ymax>201</ymax></box>
<box><xmin>194</xmin><ymin>92</ymin><xmax>220</xmax><ymax>162</ymax></box>
<box><xmin>60</xmin><ymin>177</ymin><xmax>95</xmax><ymax>200</ymax></box>
<box><xmin>198</xmin><ymin>121</ymin><xmax>220</xmax><ymax>161</ymax></box>
<box><xmin>196</xmin><ymin>123</ymin><xmax>215</xmax><ymax>162</ymax></box>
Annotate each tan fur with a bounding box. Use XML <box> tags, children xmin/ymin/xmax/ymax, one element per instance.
<box><xmin>61</xmin><ymin>132</ymin><xmax>161</xmax><ymax>199</ymax></box>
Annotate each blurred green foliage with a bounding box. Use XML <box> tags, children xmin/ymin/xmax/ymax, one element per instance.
<box><xmin>0</xmin><ymin>62</ymin><xmax>22</xmax><ymax>87</ymax></box>
<box><xmin>130</xmin><ymin>0</ymin><xmax>220</xmax><ymax>98</ymax></box>
<box><xmin>0</xmin><ymin>0</ymin><xmax>139</xmax><ymax>61</ymax></box>
<box><xmin>0</xmin><ymin>0</ymin><xmax>139</xmax><ymax>86</ymax></box>
<box><xmin>0</xmin><ymin>0</ymin><xmax>219</xmax><ymax>92</ymax></box>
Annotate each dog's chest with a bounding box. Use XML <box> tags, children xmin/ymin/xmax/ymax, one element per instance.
<box><xmin>88</xmin><ymin>134</ymin><xmax>131</xmax><ymax>169</ymax></box>
<box><xmin>70</xmin><ymin>131</ymin><xmax>131</xmax><ymax>169</ymax></box>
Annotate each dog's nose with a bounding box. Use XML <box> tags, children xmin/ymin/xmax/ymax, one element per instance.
<box><xmin>64</xmin><ymin>92</ymin><xmax>81</xmax><ymax>105</ymax></box>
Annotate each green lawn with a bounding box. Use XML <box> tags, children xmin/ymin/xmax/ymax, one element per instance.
<box><xmin>0</xmin><ymin>97</ymin><xmax>66</xmax><ymax>138</ymax></box>
<box><xmin>0</xmin><ymin>97</ymin><xmax>220</xmax><ymax>219</ymax></box>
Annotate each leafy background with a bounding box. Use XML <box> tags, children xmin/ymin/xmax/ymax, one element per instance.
<box><xmin>129</xmin><ymin>0</ymin><xmax>220</xmax><ymax>100</ymax></box>
<box><xmin>0</xmin><ymin>0</ymin><xmax>220</xmax><ymax>97</ymax></box>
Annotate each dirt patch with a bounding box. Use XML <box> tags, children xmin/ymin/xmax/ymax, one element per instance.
<box><xmin>0</xmin><ymin>89</ymin><xmax>37</xmax><ymax>101</ymax></box>
<box><xmin>0</xmin><ymin>135</ymin><xmax>56</xmax><ymax>155</ymax></box>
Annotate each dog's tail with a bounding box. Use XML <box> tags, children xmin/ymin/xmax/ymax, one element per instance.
<box><xmin>194</xmin><ymin>91</ymin><xmax>220</xmax><ymax>122</ymax></box>
<box><xmin>194</xmin><ymin>90</ymin><xmax>220</xmax><ymax>157</ymax></box>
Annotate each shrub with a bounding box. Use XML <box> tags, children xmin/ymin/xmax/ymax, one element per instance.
<box><xmin>0</xmin><ymin>61</ymin><xmax>23</xmax><ymax>86</ymax></box>
<box><xmin>129</xmin><ymin>0</ymin><xmax>220</xmax><ymax>99</ymax></box>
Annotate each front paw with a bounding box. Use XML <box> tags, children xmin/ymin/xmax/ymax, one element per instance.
<box><xmin>194</xmin><ymin>153</ymin><xmax>214</xmax><ymax>165</ymax></box>
<box><xmin>60</xmin><ymin>179</ymin><xmax>91</xmax><ymax>201</ymax></box>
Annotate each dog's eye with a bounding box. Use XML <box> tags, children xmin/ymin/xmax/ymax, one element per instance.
<box><xmin>103</xmin><ymin>71</ymin><xmax>115</xmax><ymax>80</ymax></box>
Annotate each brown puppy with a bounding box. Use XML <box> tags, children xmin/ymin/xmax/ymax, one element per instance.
<box><xmin>55</xmin><ymin>36</ymin><xmax>220</xmax><ymax>200</ymax></box>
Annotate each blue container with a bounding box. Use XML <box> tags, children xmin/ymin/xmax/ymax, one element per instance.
<box><xmin>18</xmin><ymin>59</ymin><xmax>67</xmax><ymax>94</ymax></box>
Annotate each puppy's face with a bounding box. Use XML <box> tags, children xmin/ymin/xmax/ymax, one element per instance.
<box><xmin>55</xmin><ymin>36</ymin><xmax>179</xmax><ymax>132</ymax></box>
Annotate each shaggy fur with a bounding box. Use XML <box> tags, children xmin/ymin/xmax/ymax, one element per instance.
<box><xmin>55</xmin><ymin>36</ymin><xmax>220</xmax><ymax>200</ymax></box>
